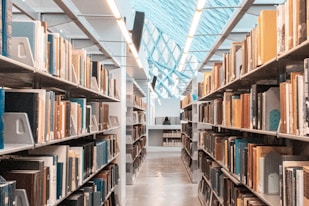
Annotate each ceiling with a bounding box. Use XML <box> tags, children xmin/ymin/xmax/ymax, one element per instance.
<box><xmin>129</xmin><ymin>0</ymin><xmax>285</xmax><ymax>98</ymax></box>
<box><xmin>11</xmin><ymin>0</ymin><xmax>286</xmax><ymax>98</ymax></box>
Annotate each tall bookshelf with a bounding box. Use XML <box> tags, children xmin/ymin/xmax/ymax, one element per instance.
<box><xmin>126</xmin><ymin>79</ymin><xmax>147</xmax><ymax>185</ymax></box>
<box><xmin>0</xmin><ymin>0</ymin><xmax>130</xmax><ymax>205</ymax></box>
<box><xmin>180</xmin><ymin>95</ymin><xmax>199</xmax><ymax>183</ymax></box>
<box><xmin>197</xmin><ymin>2</ymin><xmax>309</xmax><ymax>206</ymax></box>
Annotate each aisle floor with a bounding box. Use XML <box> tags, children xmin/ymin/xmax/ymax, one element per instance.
<box><xmin>125</xmin><ymin>152</ymin><xmax>201</xmax><ymax>206</ymax></box>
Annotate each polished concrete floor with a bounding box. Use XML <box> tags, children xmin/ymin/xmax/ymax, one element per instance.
<box><xmin>125</xmin><ymin>151</ymin><xmax>201</xmax><ymax>206</ymax></box>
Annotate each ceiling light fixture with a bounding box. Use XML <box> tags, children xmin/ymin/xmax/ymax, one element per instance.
<box><xmin>107</xmin><ymin>0</ymin><xmax>143</xmax><ymax>68</ymax></box>
<box><xmin>177</xmin><ymin>0</ymin><xmax>206</xmax><ymax>71</ymax></box>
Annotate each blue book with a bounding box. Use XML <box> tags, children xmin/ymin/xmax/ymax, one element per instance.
<box><xmin>93</xmin><ymin>178</ymin><xmax>103</xmax><ymax>202</ymax></box>
<box><xmin>48</xmin><ymin>33</ymin><xmax>58</xmax><ymax>76</ymax></box>
<box><xmin>0</xmin><ymin>182</ymin><xmax>9</xmax><ymax>206</ymax></box>
<box><xmin>57</xmin><ymin>162</ymin><xmax>63</xmax><ymax>199</ymax></box>
<box><xmin>0</xmin><ymin>88</ymin><xmax>4</xmax><ymax>149</ymax></box>
<box><xmin>2</xmin><ymin>0</ymin><xmax>12</xmax><ymax>57</ymax></box>
<box><xmin>70</xmin><ymin>98</ymin><xmax>87</xmax><ymax>132</ymax></box>
<box><xmin>235</xmin><ymin>138</ymin><xmax>261</xmax><ymax>177</ymax></box>
<box><xmin>95</xmin><ymin>140</ymin><xmax>104</xmax><ymax>169</ymax></box>
<box><xmin>12</xmin><ymin>21</ymin><xmax>36</xmax><ymax>58</ymax></box>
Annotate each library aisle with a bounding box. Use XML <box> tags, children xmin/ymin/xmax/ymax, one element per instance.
<box><xmin>125</xmin><ymin>152</ymin><xmax>201</xmax><ymax>206</ymax></box>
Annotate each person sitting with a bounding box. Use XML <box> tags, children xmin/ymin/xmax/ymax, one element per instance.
<box><xmin>162</xmin><ymin>116</ymin><xmax>171</xmax><ymax>125</ymax></box>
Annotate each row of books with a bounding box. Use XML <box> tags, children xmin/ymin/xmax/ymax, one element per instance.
<box><xmin>126</xmin><ymin>136</ymin><xmax>146</xmax><ymax>162</ymax></box>
<box><xmin>162</xmin><ymin>139</ymin><xmax>182</xmax><ymax>147</ymax></box>
<box><xmin>180</xmin><ymin>93</ymin><xmax>196</xmax><ymax>109</ymax></box>
<box><xmin>130</xmin><ymin>125</ymin><xmax>146</xmax><ymax>142</ymax></box>
<box><xmin>200</xmin><ymin>59</ymin><xmax>309</xmax><ymax>136</ymax></box>
<box><xmin>182</xmin><ymin>134</ymin><xmax>194</xmax><ymax>156</ymax></box>
<box><xmin>279</xmin><ymin>59</ymin><xmax>309</xmax><ymax>136</ymax></box>
<box><xmin>181</xmin><ymin>123</ymin><xmax>192</xmax><ymax>137</ymax></box>
<box><xmin>133</xmin><ymin>95</ymin><xmax>146</xmax><ymax>110</ymax></box>
<box><xmin>128</xmin><ymin>148</ymin><xmax>146</xmax><ymax>175</ymax></box>
<box><xmin>198</xmin><ymin>152</ymin><xmax>267</xmax><ymax>206</ymax></box>
<box><xmin>277</xmin><ymin>0</ymin><xmax>307</xmax><ymax>55</ymax></box>
<box><xmin>1</xmin><ymin>88</ymin><xmax>115</xmax><ymax>144</ymax></box>
<box><xmin>0</xmin><ymin>135</ymin><xmax>118</xmax><ymax>206</ymax></box>
<box><xmin>200</xmin><ymin>0</ymin><xmax>309</xmax><ymax>98</ymax></box>
<box><xmin>162</xmin><ymin>130</ymin><xmax>181</xmax><ymax>137</ymax></box>
<box><xmin>199</xmin><ymin>130</ymin><xmax>309</xmax><ymax>205</ymax></box>
<box><xmin>181</xmin><ymin>109</ymin><xmax>193</xmax><ymax>121</ymax></box>
<box><xmin>181</xmin><ymin>148</ymin><xmax>194</xmax><ymax>169</ymax></box>
<box><xmin>133</xmin><ymin>111</ymin><xmax>146</xmax><ymax>124</ymax></box>
<box><xmin>199</xmin><ymin>83</ymin><xmax>280</xmax><ymax>132</ymax></box>
<box><xmin>201</xmin><ymin>8</ymin><xmax>277</xmax><ymax>97</ymax></box>
<box><xmin>8</xmin><ymin>19</ymin><xmax>118</xmax><ymax>98</ymax></box>
<box><xmin>59</xmin><ymin>163</ymin><xmax>119</xmax><ymax>206</ymax></box>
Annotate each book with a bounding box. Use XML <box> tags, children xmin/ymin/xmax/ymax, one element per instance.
<box><xmin>60</xmin><ymin>193</ymin><xmax>84</xmax><ymax>206</ymax></box>
<box><xmin>276</xmin><ymin>4</ymin><xmax>285</xmax><ymax>55</ymax></box>
<box><xmin>0</xmin><ymin>88</ymin><xmax>4</xmax><ymax>149</ymax></box>
<box><xmin>282</xmin><ymin>160</ymin><xmax>309</xmax><ymax>206</ymax></box>
<box><xmin>254</xmin><ymin>145</ymin><xmax>292</xmax><ymax>192</ymax></box>
<box><xmin>5</xmin><ymin>89</ymin><xmax>47</xmax><ymax>143</ymax></box>
<box><xmin>3</xmin><ymin>170</ymin><xmax>41</xmax><ymax>206</ymax></box>
<box><xmin>250</xmin><ymin>84</ymin><xmax>277</xmax><ymax>130</ymax></box>
<box><xmin>259</xmin><ymin>151</ymin><xmax>281</xmax><ymax>194</ymax></box>
<box><xmin>12</xmin><ymin>20</ymin><xmax>46</xmax><ymax>69</ymax></box>
<box><xmin>0</xmin><ymin>159</ymin><xmax>45</xmax><ymax>205</ymax></box>
<box><xmin>2</xmin><ymin>0</ymin><xmax>12</xmax><ymax>57</ymax></box>
<box><xmin>0</xmin><ymin>176</ymin><xmax>15</xmax><ymax>206</ymax></box>
<box><xmin>257</xmin><ymin>10</ymin><xmax>277</xmax><ymax>65</ymax></box>
<box><xmin>70</xmin><ymin>98</ymin><xmax>87</xmax><ymax>134</ymax></box>
<box><xmin>261</xmin><ymin>87</ymin><xmax>280</xmax><ymax>131</ymax></box>
<box><xmin>47</xmin><ymin>33</ymin><xmax>59</xmax><ymax>76</ymax></box>
<box><xmin>285</xmin><ymin>0</ymin><xmax>293</xmax><ymax>51</ymax></box>
<box><xmin>232</xmin><ymin>94</ymin><xmax>241</xmax><ymax>128</ymax></box>
<box><xmin>29</xmin><ymin>145</ymin><xmax>69</xmax><ymax>199</ymax></box>
<box><xmin>303</xmin><ymin>166</ymin><xmax>309</xmax><ymax>205</ymax></box>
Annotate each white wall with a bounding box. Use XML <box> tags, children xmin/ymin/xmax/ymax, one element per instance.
<box><xmin>155</xmin><ymin>98</ymin><xmax>180</xmax><ymax>117</ymax></box>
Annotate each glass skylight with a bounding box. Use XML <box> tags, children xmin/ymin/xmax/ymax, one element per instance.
<box><xmin>129</xmin><ymin>0</ymin><xmax>286</xmax><ymax>98</ymax></box>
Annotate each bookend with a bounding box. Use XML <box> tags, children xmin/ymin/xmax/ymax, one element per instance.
<box><xmin>10</xmin><ymin>37</ymin><xmax>35</xmax><ymax>67</ymax></box>
<box><xmin>108</xmin><ymin>116</ymin><xmax>120</xmax><ymax>128</ymax></box>
<box><xmin>90</xmin><ymin>115</ymin><xmax>99</xmax><ymax>132</ymax></box>
<box><xmin>71</xmin><ymin>65</ymin><xmax>78</xmax><ymax>84</ymax></box>
<box><xmin>15</xmin><ymin>189</ymin><xmax>30</xmax><ymax>206</ymax></box>
<box><xmin>3</xmin><ymin>112</ymin><xmax>34</xmax><ymax>145</ymax></box>
<box><xmin>91</xmin><ymin>77</ymin><xmax>100</xmax><ymax>92</ymax></box>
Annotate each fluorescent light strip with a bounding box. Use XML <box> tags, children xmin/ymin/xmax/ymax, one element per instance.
<box><xmin>177</xmin><ymin>0</ymin><xmax>206</xmax><ymax>71</ymax></box>
<box><xmin>107</xmin><ymin>0</ymin><xmax>143</xmax><ymax>68</ymax></box>
<box><xmin>107</xmin><ymin>0</ymin><xmax>121</xmax><ymax>19</ymax></box>
<box><xmin>117</xmin><ymin>20</ymin><xmax>133</xmax><ymax>44</ymax></box>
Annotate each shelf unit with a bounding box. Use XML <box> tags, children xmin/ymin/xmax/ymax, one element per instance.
<box><xmin>0</xmin><ymin>50</ymin><xmax>122</xmax><ymax>205</ymax></box>
<box><xmin>0</xmin><ymin>0</ymin><xmax>129</xmax><ymax>205</ymax></box>
<box><xmin>196</xmin><ymin>3</ymin><xmax>309</xmax><ymax>206</ymax></box>
<box><xmin>126</xmin><ymin>79</ymin><xmax>147</xmax><ymax>185</ymax></box>
<box><xmin>148</xmin><ymin>125</ymin><xmax>182</xmax><ymax>148</ymax></box>
<box><xmin>162</xmin><ymin>130</ymin><xmax>182</xmax><ymax>147</ymax></box>
<box><xmin>181</xmin><ymin>101</ymin><xmax>199</xmax><ymax>183</ymax></box>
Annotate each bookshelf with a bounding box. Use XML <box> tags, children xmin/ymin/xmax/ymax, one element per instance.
<box><xmin>126</xmin><ymin>79</ymin><xmax>147</xmax><ymax>185</ymax></box>
<box><xmin>148</xmin><ymin>125</ymin><xmax>182</xmax><ymax>148</ymax></box>
<box><xmin>0</xmin><ymin>1</ymin><xmax>130</xmax><ymax>206</ymax></box>
<box><xmin>180</xmin><ymin>100</ymin><xmax>199</xmax><ymax>183</ymax></box>
<box><xmin>197</xmin><ymin>2</ymin><xmax>309</xmax><ymax>206</ymax></box>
